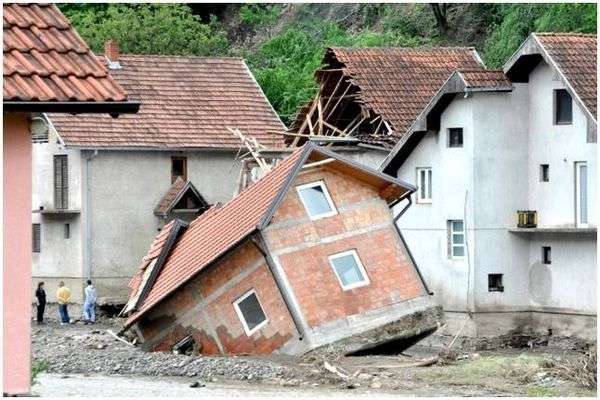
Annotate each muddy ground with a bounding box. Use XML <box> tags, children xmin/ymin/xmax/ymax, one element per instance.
<box><xmin>31</xmin><ymin>311</ymin><xmax>596</xmax><ymax>397</ymax></box>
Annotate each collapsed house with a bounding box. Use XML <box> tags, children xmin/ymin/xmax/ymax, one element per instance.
<box><xmin>31</xmin><ymin>40</ymin><xmax>287</xmax><ymax>303</ymax></box>
<box><xmin>380</xmin><ymin>33</ymin><xmax>597</xmax><ymax>339</ymax></box>
<box><xmin>286</xmin><ymin>47</ymin><xmax>485</xmax><ymax>168</ymax></box>
<box><xmin>122</xmin><ymin>144</ymin><xmax>437</xmax><ymax>355</ymax></box>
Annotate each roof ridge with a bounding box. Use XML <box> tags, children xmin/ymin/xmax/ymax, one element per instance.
<box><xmin>534</xmin><ymin>32</ymin><xmax>596</xmax><ymax>37</ymax></box>
<box><xmin>111</xmin><ymin>54</ymin><xmax>246</xmax><ymax>61</ymax></box>
<box><xmin>330</xmin><ymin>46</ymin><xmax>477</xmax><ymax>51</ymax></box>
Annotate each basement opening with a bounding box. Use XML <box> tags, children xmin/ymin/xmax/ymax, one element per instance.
<box><xmin>346</xmin><ymin>327</ymin><xmax>437</xmax><ymax>356</ymax></box>
<box><xmin>172</xmin><ymin>334</ymin><xmax>197</xmax><ymax>356</ymax></box>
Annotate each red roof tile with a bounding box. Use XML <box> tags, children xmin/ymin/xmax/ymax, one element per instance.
<box><xmin>535</xmin><ymin>33</ymin><xmax>597</xmax><ymax>117</ymax></box>
<box><xmin>459</xmin><ymin>69</ymin><xmax>512</xmax><ymax>90</ymax></box>
<box><xmin>290</xmin><ymin>47</ymin><xmax>483</xmax><ymax>146</ymax></box>
<box><xmin>3</xmin><ymin>3</ymin><xmax>127</xmax><ymax>103</ymax></box>
<box><xmin>48</xmin><ymin>55</ymin><xmax>286</xmax><ymax>149</ymax></box>
<box><xmin>124</xmin><ymin>144</ymin><xmax>415</xmax><ymax>326</ymax></box>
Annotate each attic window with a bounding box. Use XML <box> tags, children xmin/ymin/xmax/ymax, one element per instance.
<box><xmin>233</xmin><ymin>290</ymin><xmax>268</xmax><ymax>336</ymax></box>
<box><xmin>554</xmin><ymin>89</ymin><xmax>572</xmax><ymax>125</ymax></box>
<box><xmin>296</xmin><ymin>181</ymin><xmax>337</xmax><ymax>220</ymax></box>
<box><xmin>171</xmin><ymin>156</ymin><xmax>187</xmax><ymax>183</ymax></box>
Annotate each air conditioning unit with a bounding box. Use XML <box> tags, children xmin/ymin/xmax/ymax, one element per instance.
<box><xmin>517</xmin><ymin>210</ymin><xmax>537</xmax><ymax>228</ymax></box>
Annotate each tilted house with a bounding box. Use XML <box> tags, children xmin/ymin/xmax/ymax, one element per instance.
<box><xmin>380</xmin><ymin>33</ymin><xmax>597</xmax><ymax>339</ymax></box>
<box><xmin>122</xmin><ymin>144</ymin><xmax>436</xmax><ymax>355</ymax></box>
<box><xmin>32</xmin><ymin>41</ymin><xmax>287</xmax><ymax>303</ymax></box>
<box><xmin>3</xmin><ymin>4</ymin><xmax>138</xmax><ymax>394</ymax></box>
<box><xmin>287</xmin><ymin>47</ymin><xmax>485</xmax><ymax>168</ymax></box>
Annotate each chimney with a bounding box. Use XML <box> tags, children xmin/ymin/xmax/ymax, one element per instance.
<box><xmin>104</xmin><ymin>39</ymin><xmax>121</xmax><ymax>69</ymax></box>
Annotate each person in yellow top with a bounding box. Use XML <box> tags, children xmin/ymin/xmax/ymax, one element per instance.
<box><xmin>56</xmin><ymin>281</ymin><xmax>72</xmax><ymax>325</ymax></box>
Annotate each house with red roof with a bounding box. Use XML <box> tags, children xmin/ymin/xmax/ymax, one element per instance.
<box><xmin>3</xmin><ymin>4</ymin><xmax>138</xmax><ymax>395</ymax></box>
<box><xmin>121</xmin><ymin>144</ymin><xmax>437</xmax><ymax>355</ymax></box>
<box><xmin>380</xmin><ymin>33</ymin><xmax>597</xmax><ymax>339</ymax></box>
<box><xmin>31</xmin><ymin>40</ymin><xmax>287</xmax><ymax>304</ymax></box>
<box><xmin>286</xmin><ymin>46</ymin><xmax>486</xmax><ymax>168</ymax></box>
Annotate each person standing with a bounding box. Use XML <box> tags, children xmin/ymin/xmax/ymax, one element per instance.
<box><xmin>56</xmin><ymin>281</ymin><xmax>72</xmax><ymax>325</ymax></box>
<box><xmin>83</xmin><ymin>280</ymin><xmax>97</xmax><ymax>324</ymax></box>
<box><xmin>35</xmin><ymin>282</ymin><xmax>46</xmax><ymax>325</ymax></box>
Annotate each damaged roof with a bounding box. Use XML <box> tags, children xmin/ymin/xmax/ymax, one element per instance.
<box><xmin>124</xmin><ymin>143</ymin><xmax>416</xmax><ymax>327</ymax></box>
<box><xmin>48</xmin><ymin>55</ymin><xmax>287</xmax><ymax>149</ymax></box>
<box><xmin>504</xmin><ymin>32</ymin><xmax>596</xmax><ymax>121</ymax></box>
<box><xmin>289</xmin><ymin>47</ymin><xmax>484</xmax><ymax>146</ymax></box>
<box><xmin>3</xmin><ymin>3</ymin><xmax>136</xmax><ymax>113</ymax></box>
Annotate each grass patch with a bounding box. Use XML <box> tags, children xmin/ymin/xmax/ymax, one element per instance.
<box><xmin>31</xmin><ymin>359</ymin><xmax>49</xmax><ymax>384</ymax></box>
<box><xmin>525</xmin><ymin>386</ymin><xmax>557</xmax><ymax>397</ymax></box>
<box><xmin>417</xmin><ymin>355</ymin><xmax>551</xmax><ymax>388</ymax></box>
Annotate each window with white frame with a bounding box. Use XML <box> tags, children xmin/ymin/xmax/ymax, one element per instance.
<box><xmin>233</xmin><ymin>290</ymin><xmax>268</xmax><ymax>336</ymax></box>
<box><xmin>448</xmin><ymin>220</ymin><xmax>465</xmax><ymax>258</ymax></box>
<box><xmin>416</xmin><ymin>167</ymin><xmax>432</xmax><ymax>203</ymax></box>
<box><xmin>296</xmin><ymin>180</ymin><xmax>337</xmax><ymax>220</ymax></box>
<box><xmin>575</xmin><ymin>162</ymin><xmax>588</xmax><ymax>227</ymax></box>
<box><xmin>328</xmin><ymin>250</ymin><xmax>370</xmax><ymax>291</ymax></box>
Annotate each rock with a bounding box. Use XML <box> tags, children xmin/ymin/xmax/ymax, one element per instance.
<box><xmin>96</xmin><ymin>344</ymin><xmax>106</xmax><ymax>350</ymax></box>
<box><xmin>189</xmin><ymin>381</ymin><xmax>206</xmax><ymax>388</ymax></box>
<box><xmin>357</xmin><ymin>373</ymin><xmax>371</xmax><ymax>381</ymax></box>
<box><xmin>370</xmin><ymin>380</ymin><xmax>382</xmax><ymax>389</ymax></box>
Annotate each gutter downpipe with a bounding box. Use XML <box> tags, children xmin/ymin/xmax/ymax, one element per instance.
<box><xmin>84</xmin><ymin>150</ymin><xmax>98</xmax><ymax>280</ymax></box>
<box><xmin>253</xmin><ymin>232</ymin><xmax>307</xmax><ymax>340</ymax></box>
<box><xmin>391</xmin><ymin>192</ymin><xmax>433</xmax><ymax>295</ymax></box>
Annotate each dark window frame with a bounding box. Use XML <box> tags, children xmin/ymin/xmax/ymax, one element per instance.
<box><xmin>542</xmin><ymin>246</ymin><xmax>552</xmax><ymax>265</ymax></box>
<box><xmin>32</xmin><ymin>223</ymin><xmax>41</xmax><ymax>253</ymax></box>
<box><xmin>448</xmin><ymin>128</ymin><xmax>464</xmax><ymax>148</ymax></box>
<box><xmin>540</xmin><ymin>164</ymin><xmax>550</xmax><ymax>182</ymax></box>
<box><xmin>554</xmin><ymin>89</ymin><xmax>573</xmax><ymax>125</ymax></box>
<box><xmin>488</xmin><ymin>274</ymin><xmax>504</xmax><ymax>292</ymax></box>
<box><xmin>64</xmin><ymin>223</ymin><xmax>70</xmax><ymax>239</ymax></box>
<box><xmin>53</xmin><ymin>154</ymin><xmax>68</xmax><ymax>209</ymax></box>
<box><xmin>171</xmin><ymin>156</ymin><xmax>187</xmax><ymax>183</ymax></box>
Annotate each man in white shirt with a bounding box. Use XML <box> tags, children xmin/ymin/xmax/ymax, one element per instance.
<box><xmin>83</xmin><ymin>280</ymin><xmax>97</xmax><ymax>324</ymax></box>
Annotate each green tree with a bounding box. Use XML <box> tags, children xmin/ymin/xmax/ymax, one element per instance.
<box><xmin>59</xmin><ymin>4</ymin><xmax>229</xmax><ymax>56</ymax></box>
<box><xmin>483</xmin><ymin>3</ymin><xmax>596</xmax><ymax>68</ymax></box>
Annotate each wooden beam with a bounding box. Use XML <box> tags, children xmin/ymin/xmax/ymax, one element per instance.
<box><xmin>321</xmin><ymin>74</ymin><xmax>344</xmax><ymax>114</ymax></box>
<box><xmin>325</xmin><ymin>82</ymin><xmax>352</xmax><ymax>120</ymax></box>
<box><xmin>301</xmin><ymin>158</ymin><xmax>335</xmax><ymax>169</ymax></box>
<box><xmin>346</xmin><ymin>116</ymin><xmax>366</xmax><ymax>136</ymax></box>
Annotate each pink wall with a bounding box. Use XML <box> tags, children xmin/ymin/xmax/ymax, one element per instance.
<box><xmin>3</xmin><ymin>113</ymin><xmax>32</xmax><ymax>394</ymax></box>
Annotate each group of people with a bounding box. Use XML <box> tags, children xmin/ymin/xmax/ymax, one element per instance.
<box><xmin>35</xmin><ymin>280</ymin><xmax>97</xmax><ymax>325</ymax></box>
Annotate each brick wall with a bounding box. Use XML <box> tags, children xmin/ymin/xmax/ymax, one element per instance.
<box><xmin>264</xmin><ymin>167</ymin><xmax>427</xmax><ymax>328</ymax></box>
<box><xmin>137</xmin><ymin>240</ymin><xmax>297</xmax><ymax>354</ymax></box>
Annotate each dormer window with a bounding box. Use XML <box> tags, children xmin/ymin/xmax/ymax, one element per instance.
<box><xmin>554</xmin><ymin>89</ymin><xmax>572</xmax><ymax>125</ymax></box>
<box><xmin>296</xmin><ymin>181</ymin><xmax>337</xmax><ymax>220</ymax></box>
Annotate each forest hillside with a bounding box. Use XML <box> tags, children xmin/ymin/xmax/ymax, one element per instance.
<box><xmin>59</xmin><ymin>3</ymin><xmax>597</xmax><ymax>124</ymax></box>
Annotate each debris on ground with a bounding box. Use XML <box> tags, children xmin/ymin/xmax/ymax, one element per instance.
<box><xmin>552</xmin><ymin>346</ymin><xmax>597</xmax><ymax>389</ymax></box>
<box><xmin>31</xmin><ymin>315</ymin><xmax>597</xmax><ymax>396</ymax></box>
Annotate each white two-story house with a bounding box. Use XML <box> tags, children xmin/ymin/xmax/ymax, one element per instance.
<box><xmin>380</xmin><ymin>33</ymin><xmax>597</xmax><ymax>339</ymax></box>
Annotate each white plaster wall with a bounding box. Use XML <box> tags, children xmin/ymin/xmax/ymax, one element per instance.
<box><xmin>527</xmin><ymin>63</ymin><xmax>597</xmax><ymax>228</ymax></box>
<box><xmin>336</xmin><ymin>147</ymin><xmax>389</xmax><ymax>170</ymax></box>
<box><xmin>31</xmin><ymin>122</ymin><xmax>84</xmax><ymax>302</ymax></box>
<box><xmin>395</xmin><ymin>96</ymin><xmax>475</xmax><ymax>311</ymax></box>
<box><xmin>87</xmin><ymin>150</ymin><xmax>242</xmax><ymax>300</ymax></box>
<box><xmin>471</xmin><ymin>87</ymin><xmax>531</xmax><ymax>310</ymax></box>
<box><xmin>527</xmin><ymin>235</ymin><xmax>596</xmax><ymax>313</ymax></box>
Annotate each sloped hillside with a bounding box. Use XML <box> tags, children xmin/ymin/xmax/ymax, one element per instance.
<box><xmin>60</xmin><ymin>3</ymin><xmax>596</xmax><ymax>124</ymax></box>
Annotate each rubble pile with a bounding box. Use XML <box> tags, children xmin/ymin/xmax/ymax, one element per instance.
<box><xmin>32</xmin><ymin>321</ymin><xmax>299</xmax><ymax>383</ymax></box>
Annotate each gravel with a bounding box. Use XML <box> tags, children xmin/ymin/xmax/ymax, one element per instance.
<box><xmin>32</xmin><ymin>316</ymin><xmax>308</xmax><ymax>385</ymax></box>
